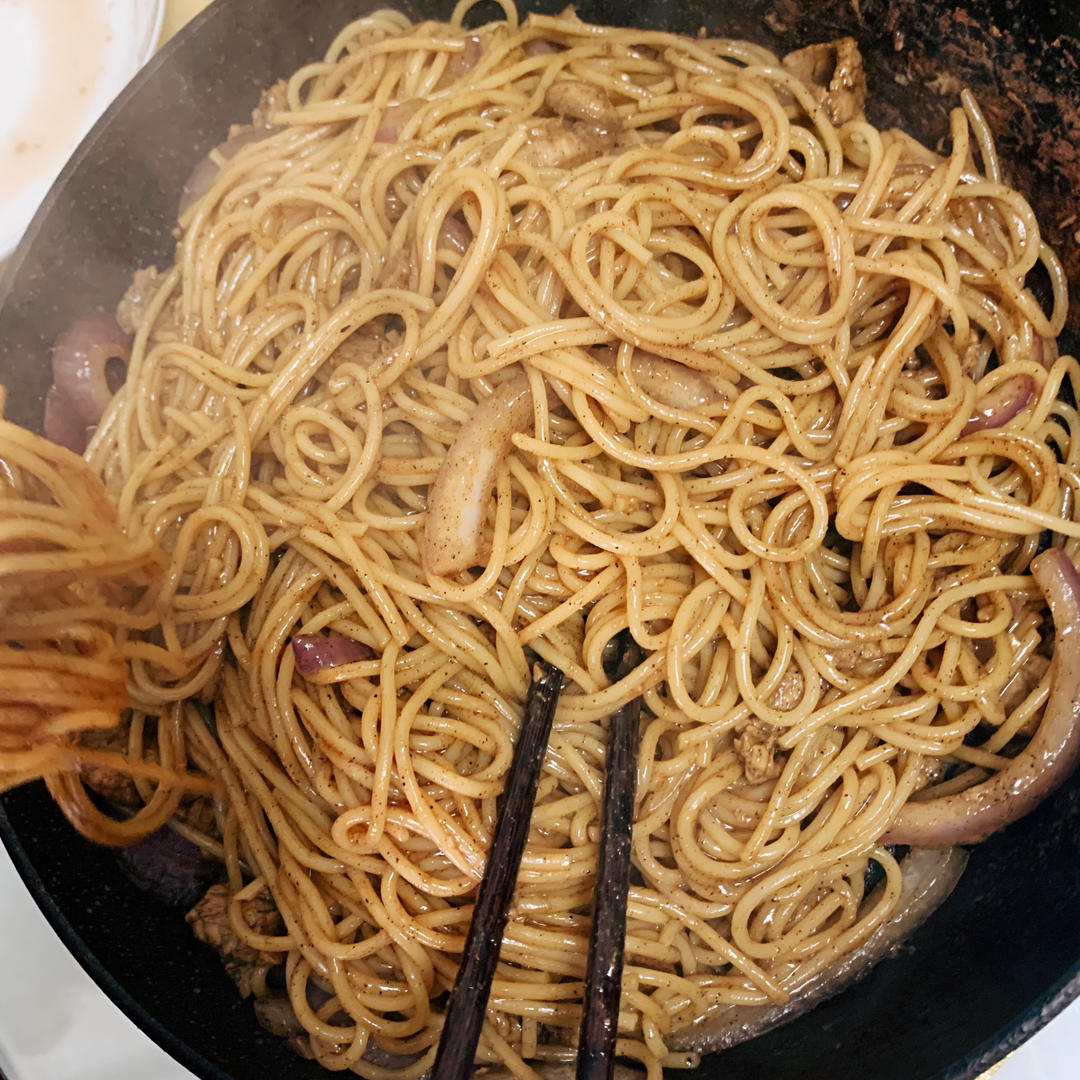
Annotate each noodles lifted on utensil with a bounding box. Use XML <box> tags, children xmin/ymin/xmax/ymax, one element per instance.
<box><xmin>4</xmin><ymin>0</ymin><xmax>1080</xmax><ymax>1075</ymax></box>
<box><xmin>0</xmin><ymin>396</ymin><xmax>218</xmax><ymax>841</ymax></box>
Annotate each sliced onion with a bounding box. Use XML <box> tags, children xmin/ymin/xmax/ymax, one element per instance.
<box><xmin>437</xmin><ymin>215</ymin><xmax>472</xmax><ymax>256</ymax></box>
<box><xmin>361</xmin><ymin>1041</ymin><xmax>423</xmax><ymax>1069</ymax></box>
<box><xmin>483</xmin><ymin>1057</ymin><xmax>680</xmax><ymax>1079</ymax></box>
<box><xmin>180</xmin><ymin>156</ymin><xmax>227</xmax><ymax>217</ymax></box>
<box><xmin>885</xmin><ymin>546</ymin><xmax>1080</xmax><ymax>846</ymax></box>
<box><xmin>670</xmin><ymin>846</ymin><xmax>969</xmax><ymax>1053</ymax></box>
<box><xmin>256</xmin><ymin>984</ymin><xmax>358</xmax><ymax>1040</ymax></box>
<box><xmin>422</xmin><ymin>375</ymin><xmax>534</xmax><ymax>577</ymax></box>
<box><xmin>475</xmin><ymin>1051</ymin><xmax>653</xmax><ymax>1079</ymax></box>
<box><xmin>421</xmin><ymin>354</ymin><xmax>729</xmax><ymax>576</ymax></box>
<box><xmin>626</xmin><ymin>350</ymin><xmax>733</xmax><ymax>412</ymax></box>
<box><xmin>524</xmin><ymin>38</ymin><xmax>560</xmax><ymax>56</ymax></box>
<box><xmin>43</xmin><ymin>384</ymin><xmax>92</xmax><ymax>453</ymax></box>
<box><xmin>962</xmin><ymin>373</ymin><xmax>1036</xmax><ymax>435</ymax></box>
<box><xmin>50</xmin><ymin>310</ymin><xmax>131</xmax><ymax>420</ymax></box>
<box><xmin>44</xmin><ymin>310</ymin><xmax>132</xmax><ymax>450</ymax></box>
<box><xmin>592</xmin><ymin>347</ymin><xmax>734</xmax><ymax>413</ymax></box>
<box><xmin>375</xmin><ymin>99</ymin><xmax>424</xmax><ymax>142</ymax></box>
<box><xmin>179</xmin><ymin>125</ymin><xmax>280</xmax><ymax>215</ymax></box>
<box><xmin>439</xmin><ymin>35</ymin><xmax>482</xmax><ymax>87</ymax></box>
<box><xmin>119</xmin><ymin>825</ymin><xmax>220</xmax><ymax>908</ymax></box>
<box><xmin>254</xmin><ymin>995</ymin><xmax>306</xmax><ymax>1038</ymax></box>
<box><xmin>291</xmin><ymin>633</ymin><xmax>374</xmax><ymax>675</ymax></box>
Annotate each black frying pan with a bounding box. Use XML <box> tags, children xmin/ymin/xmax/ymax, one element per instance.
<box><xmin>2</xmin><ymin>2</ymin><xmax>1080</xmax><ymax>1078</ymax></box>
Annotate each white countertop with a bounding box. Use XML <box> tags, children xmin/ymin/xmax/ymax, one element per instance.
<box><xmin>0</xmin><ymin>839</ymin><xmax>1076</xmax><ymax>1080</ymax></box>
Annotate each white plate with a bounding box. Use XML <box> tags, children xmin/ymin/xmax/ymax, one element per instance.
<box><xmin>0</xmin><ymin>839</ymin><xmax>1076</xmax><ymax>1079</ymax></box>
<box><xmin>0</xmin><ymin>0</ymin><xmax>165</xmax><ymax>261</ymax></box>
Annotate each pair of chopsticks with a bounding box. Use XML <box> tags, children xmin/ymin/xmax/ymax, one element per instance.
<box><xmin>432</xmin><ymin>647</ymin><xmax>641</xmax><ymax>1080</ymax></box>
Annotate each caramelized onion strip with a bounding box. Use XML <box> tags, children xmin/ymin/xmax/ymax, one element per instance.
<box><xmin>884</xmin><ymin>547</ymin><xmax>1080</xmax><ymax>845</ymax></box>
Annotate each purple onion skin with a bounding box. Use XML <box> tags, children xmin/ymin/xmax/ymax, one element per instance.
<box><xmin>374</xmin><ymin>39</ymin><xmax>480</xmax><ymax>143</ymax></box>
<box><xmin>179</xmin><ymin>126</ymin><xmax>280</xmax><ymax>215</ymax></box>
<box><xmin>44</xmin><ymin>310</ymin><xmax>132</xmax><ymax>452</ymax></box>
<box><xmin>524</xmin><ymin>38</ymin><xmax>560</xmax><ymax>56</ymax></box>
<box><xmin>118</xmin><ymin>826</ymin><xmax>220</xmax><ymax>907</ymax></box>
<box><xmin>291</xmin><ymin>633</ymin><xmax>374</xmax><ymax>675</ymax></box>
<box><xmin>375</xmin><ymin>100</ymin><xmax>423</xmax><ymax>142</ymax></box>
<box><xmin>43</xmin><ymin>384</ymin><xmax>92</xmax><ymax>453</ymax></box>
<box><xmin>442</xmin><ymin>35</ymin><xmax>482</xmax><ymax>85</ymax></box>
<box><xmin>962</xmin><ymin>373</ymin><xmax>1036</xmax><ymax>436</ymax></box>
<box><xmin>884</xmin><ymin>546</ymin><xmax>1080</xmax><ymax>846</ymax></box>
<box><xmin>438</xmin><ymin>215</ymin><xmax>472</xmax><ymax>256</ymax></box>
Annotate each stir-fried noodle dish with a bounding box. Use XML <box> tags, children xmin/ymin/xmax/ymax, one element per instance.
<box><xmin>3</xmin><ymin>2</ymin><xmax>1080</xmax><ymax>1075</ymax></box>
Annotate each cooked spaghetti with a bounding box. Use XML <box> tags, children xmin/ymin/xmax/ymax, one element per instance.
<box><xmin>3</xmin><ymin>1</ymin><xmax>1080</xmax><ymax>1076</ymax></box>
<box><xmin>0</xmin><ymin>396</ymin><xmax>214</xmax><ymax>838</ymax></box>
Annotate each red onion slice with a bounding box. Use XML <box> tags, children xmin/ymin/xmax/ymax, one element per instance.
<box><xmin>291</xmin><ymin>633</ymin><xmax>374</xmax><ymax>675</ymax></box>
<box><xmin>253</xmin><ymin>996</ymin><xmax>306</xmax><ymax>1039</ymax></box>
<box><xmin>524</xmin><ymin>38</ymin><xmax>560</xmax><ymax>57</ymax></box>
<box><xmin>885</xmin><ymin>546</ymin><xmax>1080</xmax><ymax>846</ymax></box>
<box><xmin>255</xmin><ymin>986</ymin><xmax>419</xmax><ymax>1057</ymax></box>
<box><xmin>439</xmin><ymin>35</ymin><xmax>482</xmax><ymax>87</ymax></box>
<box><xmin>44</xmin><ymin>311</ymin><xmax>133</xmax><ymax>451</ymax></box>
<box><xmin>437</xmin><ymin>215</ymin><xmax>472</xmax><ymax>256</ymax></box>
<box><xmin>43</xmin><ymin>384</ymin><xmax>93</xmax><ymax>454</ymax></box>
<box><xmin>50</xmin><ymin>310</ymin><xmax>131</xmax><ymax>420</ymax></box>
<box><xmin>118</xmin><ymin>824</ymin><xmax>220</xmax><ymax>908</ymax></box>
<box><xmin>670</xmin><ymin>846</ymin><xmax>968</xmax><ymax>1054</ymax></box>
<box><xmin>375</xmin><ymin>99</ymin><xmax>424</xmax><ymax>142</ymax></box>
<box><xmin>179</xmin><ymin>125</ymin><xmax>281</xmax><ymax>215</ymax></box>
<box><xmin>624</xmin><ymin>350</ymin><xmax>732</xmax><ymax>412</ymax></box>
<box><xmin>421</xmin><ymin>353</ymin><xmax>730</xmax><ymax>578</ymax></box>
<box><xmin>962</xmin><ymin>373</ymin><xmax>1036</xmax><ymax>436</ymax></box>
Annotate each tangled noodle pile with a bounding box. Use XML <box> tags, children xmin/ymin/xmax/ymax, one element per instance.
<box><xmin>3</xmin><ymin>1</ymin><xmax>1080</xmax><ymax>1076</ymax></box>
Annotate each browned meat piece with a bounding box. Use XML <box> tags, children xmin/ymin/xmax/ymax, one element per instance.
<box><xmin>249</xmin><ymin>78</ymin><xmax>290</xmax><ymax>131</ymax></box>
<box><xmin>186</xmin><ymin>883</ymin><xmax>284</xmax><ymax>997</ymax></box>
<box><xmin>174</xmin><ymin>794</ymin><xmax>218</xmax><ymax>836</ymax></box>
<box><xmin>827</xmin><ymin>638</ymin><xmax>890</xmax><ymax>678</ymax></box>
<box><xmin>518</xmin><ymin>117</ymin><xmax>608</xmax><ymax>170</ymax></box>
<box><xmin>782</xmin><ymin>38</ymin><xmax>867</xmax><ymax>126</ymax></box>
<box><xmin>115</xmin><ymin>266</ymin><xmax>165</xmax><ymax>336</ymax></box>
<box><xmin>331</xmin><ymin>327</ymin><xmax>391</xmax><ymax>368</ymax></box>
<box><xmin>78</xmin><ymin>720</ymin><xmax>141</xmax><ymax>806</ymax></box>
<box><xmin>766</xmin><ymin>667</ymin><xmax>805</xmax><ymax>713</ymax></box>
<box><xmin>78</xmin><ymin>720</ymin><xmax>216</xmax><ymax>834</ymax></box>
<box><xmin>116</xmin><ymin>265</ymin><xmax>186</xmax><ymax>338</ymax></box>
<box><xmin>545</xmin><ymin>78</ymin><xmax>619</xmax><ymax>135</ymax></box>
<box><xmin>734</xmin><ymin>720</ymin><xmax>782</xmax><ymax>784</ymax></box>
<box><xmin>517</xmin><ymin>79</ymin><xmax>621</xmax><ymax>171</ymax></box>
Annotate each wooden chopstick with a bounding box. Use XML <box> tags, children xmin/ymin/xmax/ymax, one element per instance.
<box><xmin>432</xmin><ymin>659</ymin><xmax>565</xmax><ymax>1080</ymax></box>
<box><xmin>575</xmin><ymin>689</ymin><xmax>641</xmax><ymax>1080</ymax></box>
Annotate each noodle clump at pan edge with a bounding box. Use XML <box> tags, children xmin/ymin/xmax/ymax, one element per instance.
<box><xmin>6</xmin><ymin>0</ymin><xmax>1080</xmax><ymax>1075</ymax></box>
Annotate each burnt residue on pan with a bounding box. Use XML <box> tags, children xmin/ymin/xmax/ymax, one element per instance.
<box><xmin>872</xmin><ymin>2</ymin><xmax>1080</xmax><ymax>338</ymax></box>
<box><xmin>741</xmin><ymin>0</ymin><xmax>1080</xmax><ymax>336</ymax></box>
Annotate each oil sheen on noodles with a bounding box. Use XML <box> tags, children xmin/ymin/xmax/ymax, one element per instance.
<box><xmin>4</xmin><ymin>0</ymin><xmax>1080</xmax><ymax>1076</ymax></box>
